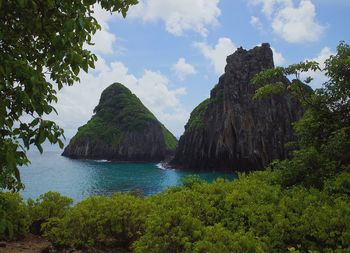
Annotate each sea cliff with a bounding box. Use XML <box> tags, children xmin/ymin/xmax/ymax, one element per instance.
<box><xmin>171</xmin><ymin>43</ymin><xmax>303</xmax><ymax>171</ymax></box>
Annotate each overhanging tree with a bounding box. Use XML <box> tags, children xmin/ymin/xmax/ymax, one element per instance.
<box><xmin>0</xmin><ymin>0</ymin><xmax>138</xmax><ymax>191</ymax></box>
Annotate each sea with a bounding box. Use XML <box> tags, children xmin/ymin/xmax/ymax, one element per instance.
<box><xmin>19</xmin><ymin>149</ymin><xmax>236</xmax><ymax>202</ymax></box>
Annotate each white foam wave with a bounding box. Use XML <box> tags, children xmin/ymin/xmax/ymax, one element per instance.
<box><xmin>156</xmin><ymin>163</ymin><xmax>175</xmax><ymax>171</ymax></box>
<box><xmin>94</xmin><ymin>159</ymin><xmax>110</xmax><ymax>163</ymax></box>
<box><xmin>156</xmin><ymin>163</ymin><xmax>166</xmax><ymax>170</ymax></box>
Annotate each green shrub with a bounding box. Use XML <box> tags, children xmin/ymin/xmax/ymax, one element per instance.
<box><xmin>133</xmin><ymin>184</ymin><xmax>221</xmax><ymax>253</ymax></box>
<box><xmin>324</xmin><ymin>172</ymin><xmax>350</xmax><ymax>197</ymax></box>
<box><xmin>134</xmin><ymin>177</ymin><xmax>269</xmax><ymax>252</ymax></box>
<box><xmin>1</xmin><ymin>173</ymin><xmax>348</xmax><ymax>253</ymax></box>
<box><xmin>43</xmin><ymin>193</ymin><xmax>150</xmax><ymax>249</ymax></box>
<box><xmin>133</xmin><ymin>173</ymin><xmax>350</xmax><ymax>253</ymax></box>
<box><xmin>193</xmin><ymin>224</ymin><xmax>267</xmax><ymax>253</ymax></box>
<box><xmin>0</xmin><ymin>192</ymin><xmax>30</xmax><ymax>240</ymax></box>
<box><xmin>0</xmin><ymin>174</ymin><xmax>345</xmax><ymax>252</ymax></box>
<box><xmin>133</xmin><ymin>206</ymin><xmax>204</xmax><ymax>253</ymax></box>
<box><xmin>28</xmin><ymin>191</ymin><xmax>73</xmax><ymax>221</ymax></box>
<box><xmin>181</xmin><ymin>175</ymin><xmax>205</xmax><ymax>188</ymax></box>
<box><xmin>27</xmin><ymin>191</ymin><xmax>73</xmax><ymax>235</ymax></box>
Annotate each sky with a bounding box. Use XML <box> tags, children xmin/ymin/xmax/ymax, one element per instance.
<box><xmin>50</xmin><ymin>0</ymin><xmax>350</xmax><ymax>139</ymax></box>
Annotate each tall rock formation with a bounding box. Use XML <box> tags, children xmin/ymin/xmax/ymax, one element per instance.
<box><xmin>171</xmin><ymin>43</ymin><xmax>303</xmax><ymax>171</ymax></box>
<box><xmin>63</xmin><ymin>83</ymin><xmax>177</xmax><ymax>162</ymax></box>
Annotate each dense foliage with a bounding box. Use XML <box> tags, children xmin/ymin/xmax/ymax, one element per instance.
<box><xmin>2</xmin><ymin>172</ymin><xmax>350</xmax><ymax>252</ymax></box>
<box><xmin>161</xmin><ymin>125</ymin><xmax>178</xmax><ymax>151</ymax></box>
<box><xmin>43</xmin><ymin>193</ymin><xmax>151</xmax><ymax>249</ymax></box>
<box><xmin>0</xmin><ymin>191</ymin><xmax>71</xmax><ymax>240</ymax></box>
<box><xmin>0</xmin><ymin>192</ymin><xmax>29</xmax><ymax>240</ymax></box>
<box><xmin>0</xmin><ymin>0</ymin><xmax>138</xmax><ymax>191</ymax></box>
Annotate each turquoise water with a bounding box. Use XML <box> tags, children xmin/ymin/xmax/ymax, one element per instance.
<box><xmin>19</xmin><ymin>151</ymin><xmax>236</xmax><ymax>202</ymax></box>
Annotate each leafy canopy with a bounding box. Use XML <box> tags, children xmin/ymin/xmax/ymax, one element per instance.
<box><xmin>0</xmin><ymin>0</ymin><xmax>138</xmax><ymax>191</ymax></box>
<box><xmin>253</xmin><ymin>41</ymin><xmax>350</xmax><ymax>188</ymax></box>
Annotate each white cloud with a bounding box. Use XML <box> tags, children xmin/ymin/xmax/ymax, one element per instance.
<box><xmin>301</xmin><ymin>47</ymin><xmax>334</xmax><ymax>88</ymax></box>
<box><xmin>271</xmin><ymin>47</ymin><xmax>285</xmax><ymax>66</ymax></box>
<box><xmin>250</xmin><ymin>16</ymin><xmax>263</xmax><ymax>31</ymax></box>
<box><xmin>195</xmin><ymin>37</ymin><xmax>237</xmax><ymax>75</ymax></box>
<box><xmin>272</xmin><ymin>0</ymin><xmax>325</xmax><ymax>43</ymax></box>
<box><xmin>129</xmin><ymin>0</ymin><xmax>221</xmax><ymax>36</ymax></box>
<box><xmin>86</xmin><ymin>5</ymin><xmax>117</xmax><ymax>54</ymax></box>
<box><xmin>248</xmin><ymin>0</ymin><xmax>292</xmax><ymax>18</ymax></box>
<box><xmin>50</xmin><ymin>57</ymin><xmax>189</xmax><ymax>138</ymax></box>
<box><xmin>248</xmin><ymin>0</ymin><xmax>325</xmax><ymax>43</ymax></box>
<box><xmin>172</xmin><ymin>58</ymin><xmax>196</xmax><ymax>80</ymax></box>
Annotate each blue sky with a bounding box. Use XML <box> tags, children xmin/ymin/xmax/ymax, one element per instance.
<box><xmin>51</xmin><ymin>0</ymin><xmax>350</xmax><ymax>139</ymax></box>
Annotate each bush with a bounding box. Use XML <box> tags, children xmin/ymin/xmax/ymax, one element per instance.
<box><xmin>324</xmin><ymin>172</ymin><xmax>350</xmax><ymax>197</ymax></box>
<box><xmin>28</xmin><ymin>192</ymin><xmax>73</xmax><ymax>220</ymax></box>
<box><xmin>1</xmin><ymin>174</ymin><xmax>350</xmax><ymax>252</ymax></box>
<box><xmin>193</xmin><ymin>224</ymin><xmax>267</xmax><ymax>253</ymax></box>
<box><xmin>0</xmin><ymin>192</ymin><xmax>30</xmax><ymax>240</ymax></box>
<box><xmin>133</xmin><ymin>173</ymin><xmax>350</xmax><ymax>252</ymax></box>
<box><xmin>43</xmin><ymin>193</ymin><xmax>150</xmax><ymax>249</ymax></box>
<box><xmin>133</xmin><ymin>206</ymin><xmax>204</xmax><ymax>253</ymax></box>
<box><xmin>181</xmin><ymin>175</ymin><xmax>205</xmax><ymax>188</ymax></box>
<box><xmin>27</xmin><ymin>191</ymin><xmax>73</xmax><ymax>235</ymax></box>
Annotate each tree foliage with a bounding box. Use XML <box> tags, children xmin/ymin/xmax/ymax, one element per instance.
<box><xmin>253</xmin><ymin>41</ymin><xmax>350</xmax><ymax>189</ymax></box>
<box><xmin>0</xmin><ymin>192</ymin><xmax>30</xmax><ymax>240</ymax></box>
<box><xmin>0</xmin><ymin>0</ymin><xmax>138</xmax><ymax>191</ymax></box>
<box><xmin>1</xmin><ymin>173</ymin><xmax>345</xmax><ymax>252</ymax></box>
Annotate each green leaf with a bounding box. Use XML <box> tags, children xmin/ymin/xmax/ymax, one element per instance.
<box><xmin>58</xmin><ymin>139</ymin><xmax>64</xmax><ymax>149</ymax></box>
<box><xmin>36</xmin><ymin>144</ymin><xmax>43</xmax><ymax>154</ymax></box>
<box><xmin>253</xmin><ymin>82</ymin><xmax>286</xmax><ymax>100</ymax></box>
<box><xmin>38</xmin><ymin>128</ymin><xmax>46</xmax><ymax>144</ymax></box>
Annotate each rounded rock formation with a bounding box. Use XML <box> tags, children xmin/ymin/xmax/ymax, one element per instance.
<box><xmin>62</xmin><ymin>83</ymin><xmax>177</xmax><ymax>162</ymax></box>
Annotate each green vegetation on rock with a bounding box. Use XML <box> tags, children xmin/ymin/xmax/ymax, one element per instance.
<box><xmin>65</xmin><ymin>83</ymin><xmax>178</xmax><ymax>159</ymax></box>
<box><xmin>161</xmin><ymin>125</ymin><xmax>178</xmax><ymax>151</ymax></box>
<box><xmin>70</xmin><ymin>83</ymin><xmax>158</xmax><ymax>147</ymax></box>
<box><xmin>72</xmin><ymin>117</ymin><xmax>124</xmax><ymax>146</ymax></box>
<box><xmin>186</xmin><ymin>86</ymin><xmax>224</xmax><ymax>131</ymax></box>
<box><xmin>186</xmin><ymin>99</ymin><xmax>210</xmax><ymax>130</ymax></box>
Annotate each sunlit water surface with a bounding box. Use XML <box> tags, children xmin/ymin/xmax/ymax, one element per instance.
<box><xmin>19</xmin><ymin>151</ymin><xmax>236</xmax><ymax>202</ymax></box>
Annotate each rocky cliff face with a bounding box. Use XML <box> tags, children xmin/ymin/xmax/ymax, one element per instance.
<box><xmin>62</xmin><ymin>83</ymin><xmax>177</xmax><ymax>162</ymax></box>
<box><xmin>171</xmin><ymin>43</ymin><xmax>303</xmax><ymax>171</ymax></box>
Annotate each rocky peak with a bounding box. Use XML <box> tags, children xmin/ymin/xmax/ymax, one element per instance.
<box><xmin>62</xmin><ymin>83</ymin><xmax>177</xmax><ymax>162</ymax></box>
<box><xmin>225</xmin><ymin>43</ymin><xmax>274</xmax><ymax>73</ymax></box>
<box><xmin>171</xmin><ymin>44</ymin><xmax>303</xmax><ymax>171</ymax></box>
